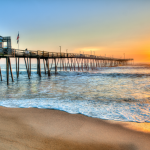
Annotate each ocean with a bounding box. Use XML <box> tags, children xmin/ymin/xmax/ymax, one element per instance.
<box><xmin>0</xmin><ymin>62</ymin><xmax>150</xmax><ymax>123</ymax></box>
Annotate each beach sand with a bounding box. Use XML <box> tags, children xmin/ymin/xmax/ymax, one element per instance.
<box><xmin>0</xmin><ymin>106</ymin><xmax>150</xmax><ymax>150</ymax></box>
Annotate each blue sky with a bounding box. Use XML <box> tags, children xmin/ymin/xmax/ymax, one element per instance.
<box><xmin>1</xmin><ymin>0</ymin><xmax>150</xmax><ymax>62</ymax></box>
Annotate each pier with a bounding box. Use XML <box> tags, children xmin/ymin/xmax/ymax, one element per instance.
<box><xmin>0</xmin><ymin>36</ymin><xmax>133</xmax><ymax>85</ymax></box>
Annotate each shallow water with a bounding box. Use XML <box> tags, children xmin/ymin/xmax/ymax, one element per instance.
<box><xmin>0</xmin><ymin>62</ymin><xmax>150</xmax><ymax>123</ymax></box>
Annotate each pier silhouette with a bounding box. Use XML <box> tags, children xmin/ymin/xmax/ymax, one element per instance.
<box><xmin>0</xmin><ymin>36</ymin><xmax>133</xmax><ymax>85</ymax></box>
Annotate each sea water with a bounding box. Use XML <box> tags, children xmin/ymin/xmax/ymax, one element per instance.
<box><xmin>0</xmin><ymin>62</ymin><xmax>150</xmax><ymax>123</ymax></box>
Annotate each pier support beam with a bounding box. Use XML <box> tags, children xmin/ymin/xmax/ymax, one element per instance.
<box><xmin>37</xmin><ymin>58</ymin><xmax>41</xmax><ymax>77</ymax></box>
<box><xmin>0</xmin><ymin>66</ymin><xmax>2</xmax><ymax>81</ymax></box>
<box><xmin>16</xmin><ymin>57</ymin><xmax>19</xmax><ymax>78</ymax></box>
<box><xmin>39</xmin><ymin>58</ymin><xmax>41</xmax><ymax>77</ymax></box>
<box><xmin>6</xmin><ymin>57</ymin><xmax>9</xmax><ymax>85</ymax></box>
<box><xmin>43</xmin><ymin>59</ymin><xmax>46</xmax><ymax>74</ymax></box>
<box><xmin>54</xmin><ymin>58</ymin><xmax>57</xmax><ymax>74</ymax></box>
<box><xmin>46</xmin><ymin>59</ymin><xmax>50</xmax><ymax>76</ymax></box>
<box><xmin>5</xmin><ymin>57</ymin><xmax>14</xmax><ymax>85</ymax></box>
<box><xmin>60</xmin><ymin>58</ymin><xmax>61</xmax><ymax>71</ymax></box>
<box><xmin>24</xmin><ymin>57</ymin><xmax>31</xmax><ymax>79</ymax></box>
<box><xmin>37</xmin><ymin>58</ymin><xmax>39</xmax><ymax>74</ymax></box>
<box><xmin>30</xmin><ymin>58</ymin><xmax>31</xmax><ymax>76</ymax></box>
<box><xmin>17</xmin><ymin>58</ymin><xmax>19</xmax><ymax>78</ymax></box>
<box><xmin>63</xmin><ymin>59</ymin><xmax>64</xmax><ymax>71</ymax></box>
<box><xmin>24</xmin><ymin>58</ymin><xmax>30</xmax><ymax>79</ymax></box>
<box><xmin>9</xmin><ymin>58</ymin><xmax>14</xmax><ymax>82</ymax></box>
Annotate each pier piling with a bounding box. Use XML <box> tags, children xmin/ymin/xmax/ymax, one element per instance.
<box><xmin>0</xmin><ymin>66</ymin><xmax>2</xmax><ymax>81</ymax></box>
<box><xmin>6</xmin><ymin>57</ymin><xmax>9</xmax><ymax>85</ymax></box>
<box><xmin>9</xmin><ymin>58</ymin><xmax>14</xmax><ymax>82</ymax></box>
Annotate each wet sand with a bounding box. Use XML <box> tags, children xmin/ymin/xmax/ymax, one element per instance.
<box><xmin>0</xmin><ymin>106</ymin><xmax>150</xmax><ymax>150</ymax></box>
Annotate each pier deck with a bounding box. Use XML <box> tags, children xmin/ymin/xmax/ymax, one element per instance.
<box><xmin>0</xmin><ymin>48</ymin><xmax>133</xmax><ymax>85</ymax></box>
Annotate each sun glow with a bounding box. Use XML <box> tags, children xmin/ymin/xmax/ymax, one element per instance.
<box><xmin>75</xmin><ymin>47</ymin><xmax>103</xmax><ymax>55</ymax></box>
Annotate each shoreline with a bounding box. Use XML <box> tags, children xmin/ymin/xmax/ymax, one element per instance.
<box><xmin>0</xmin><ymin>106</ymin><xmax>150</xmax><ymax>150</ymax></box>
<box><xmin>109</xmin><ymin>120</ymin><xmax>150</xmax><ymax>134</ymax></box>
<box><xmin>1</xmin><ymin>106</ymin><xmax>150</xmax><ymax>133</ymax></box>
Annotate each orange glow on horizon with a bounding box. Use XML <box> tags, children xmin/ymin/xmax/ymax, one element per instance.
<box><xmin>73</xmin><ymin>38</ymin><xmax>150</xmax><ymax>63</ymax></box>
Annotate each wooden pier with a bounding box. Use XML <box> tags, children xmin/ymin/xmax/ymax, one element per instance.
<box><xmin>0</xmin><ymin>48</ymin><xmax>133</xmax><ymax>85</ymax></box>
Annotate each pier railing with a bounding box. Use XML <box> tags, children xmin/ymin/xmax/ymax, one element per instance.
<box><xmin>0</xmin><ymin>48</ymin><xmax>133</xmax><ymax>61</ymax></box>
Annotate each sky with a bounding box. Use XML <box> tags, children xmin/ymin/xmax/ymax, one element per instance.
<box><xmin>0</xmin><ymin>0</ymin><xmax>150</xmax><ymax>63</ymax></box>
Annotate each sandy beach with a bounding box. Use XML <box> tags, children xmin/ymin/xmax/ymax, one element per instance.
<box><xmin>0</xmin><ymin>106</ymin><xmax>150</xmax><ymax>150</ymax></box>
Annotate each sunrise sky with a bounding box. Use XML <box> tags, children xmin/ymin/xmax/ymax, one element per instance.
<box><xmin>1</xmin><ymin>0</ymin><xmax>150</xmax><ymax>63</ymax></box>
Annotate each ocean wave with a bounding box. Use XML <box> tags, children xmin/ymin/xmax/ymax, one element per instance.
<box><xmin>0</xmin><ymin>98</ymin><xmax>150</xmax><ymax>123</ymax></box>
<box><xmin>57</xmin><ymin>71</ymin><xmax>150</xmax><ymax>78</ymax></box>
